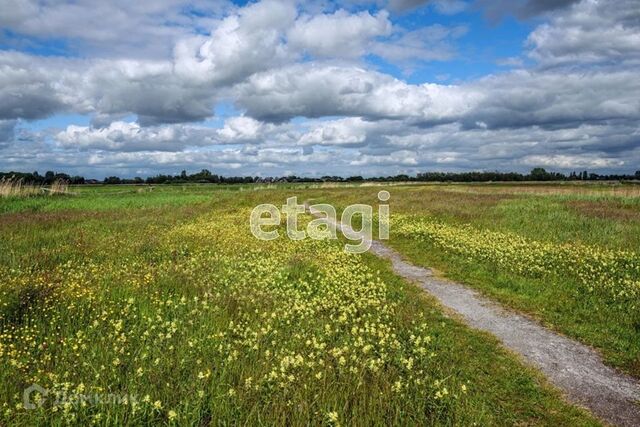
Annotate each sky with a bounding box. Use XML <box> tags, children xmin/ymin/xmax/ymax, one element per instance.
<box><xmin>0</xmin><ymin>0</ymin><xmax>639</xmax><ymax>178</ymax></box>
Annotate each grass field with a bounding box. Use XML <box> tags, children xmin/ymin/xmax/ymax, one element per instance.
<box><xmin>308</xmin><ymin>183</ymin><xmax>640</xmax><ymax>378</ymax></box>
<box><xmin>3</xmin><ymin>182</ymin><xmax>637</xmax><ymax>425</ymax></box>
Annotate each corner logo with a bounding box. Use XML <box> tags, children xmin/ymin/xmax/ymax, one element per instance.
<box><xmin>23</xmin><ymin>383</ymin><xmax>48</xmax><ymax>409</ymax></box>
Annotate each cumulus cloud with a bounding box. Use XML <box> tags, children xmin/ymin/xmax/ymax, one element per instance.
<box><xmin>90</xmin><ymin>60</ymin><xmax>222</xmax><ymax>126</ymax></box>
<box><xmin>3</xmin><ymin>114</ymin><xmax>639</xmax><ymax>177</ymax></box>
<box><xmin>0</xmin><ymin>51</ymin><xmax>217</xmax><ymax>125</ymax></box>
<box><xmin>527</xmin><ymin>0</ymin><xmax>640</xmax><ymax>67</ymax></box>
<box><xmin>55</xmin><ymin>122</ymin><xmax>220</xmax><ymax>152</ymax></box>
<box><xmin>235</xmin><ymin>63</ymin><xmax>481</xmax><ymax>123</ymax></box>
<box><xmin>520</xmin><ymin>154</ymin><xmax>625</xmax><ymax>169</ymax></box>
<box><xmin>298</xmin><ymin>118</ymin><xmax>373</xmax><ymax>146</ymax></box>
<box><xmin>463</xmin><ymin>69</ymin><xmax>640</xmax><ymax>129</ymax></box>
<box><xmin>1</xmin><ymin>1</ymin><xmax>298</xmax><ymax>125</ymax></box>
<box><xmin>174</xmin><ymin>0</ymin><xmax>297</xmax><ymax>85</ymax></box>
<box><xmin>0</xmin><ymin>0</ymin><xmax>232</xmax><ymax>58</ymax></box>
<box><xmin>236</xmin><ymin>60</ymin><xmax>640</xmax><ymax>134</ymax></box>
<box><xmin>0</xmin><ymin>2</ymin><xmax>446</xmax><ymax>126</ymax></box>
<box><xmin>54</xmin><ymin>117</ymin><xmax>296</xmax><ymax>152</ymax></box>
<box><xmin>217</xmin><ymin>116</ymin><xmax>295</xmax><ymax>144</ymax></box>
<box><xmin>0</xmin><ymin>52</ymin><xmax>75</xmax><ymax>121</ymax></box>
<box><xmin>288</xmin><ymin>10</ymin><xmax>391</xmax><ymax>58</ymax></box>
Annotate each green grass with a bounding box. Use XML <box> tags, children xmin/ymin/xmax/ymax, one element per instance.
<box><xmin>362</xmin><ymin>253</ymin><xmax>598</xmax><ymax>426</ymax></box>
<box><xmin>0</xmin><ymin>185</ymin><xmax>599</xmax><ymax>425</ymax></box>
<box><xmin>304</xmin><ymin>184</ymin><xmax>640</xmax><ymax>377</ymax></box>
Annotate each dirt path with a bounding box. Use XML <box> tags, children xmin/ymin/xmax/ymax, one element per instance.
<box><xmin>306</xmin><ymin>204</ymin><xmax>640</xmax><ymax>426</ymax></box>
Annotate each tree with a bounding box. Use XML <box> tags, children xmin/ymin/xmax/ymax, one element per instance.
<box><xmin>104</xmin><ymin>176</ymin><xmax>122</xmax><ymax>184</ymax></box>
<box><xmin>529</xmin><ymin>168</ymin><xmax>550</xmax><ymax>181</ymax></box>
<box><xmin>44</xmin><ymin>171</ymin><xmax>55</xmax><ymax>184</ymax></box>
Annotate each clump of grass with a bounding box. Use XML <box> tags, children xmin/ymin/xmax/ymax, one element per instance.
<box><xmin>49</xmin><ymin>179</ymin><xmax>69</xmax><ymax>195</ymax></box>
<box><xmin>0</xmin><ymin>178</ymin><xmax>40</xmax><ymax>198</ymax></box>
<box><xmin>0</xmin><ymin>178</ymin><xmax>72</xmax><ymax>198</ymax></box>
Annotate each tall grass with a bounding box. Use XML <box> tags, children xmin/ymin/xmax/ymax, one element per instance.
<box><xmin>49</xmin><ymin>179</ymin><xmax>69</xmax><ymax>195</ymax></box>
<box><xmin>0</xmin><ymin>178</ymin><xmax>70</xmax><ymax>198</ymax></box>
<box><xmin>0</xmin><ymin>178</ymin><xmax>40</xmax><ymax>198</ymax></box>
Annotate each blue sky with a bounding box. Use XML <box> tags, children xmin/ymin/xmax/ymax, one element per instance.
<box><xmin>1</xmin><ymin>0</ymin><xmax>639</xmax><ymax>178</ymax></box>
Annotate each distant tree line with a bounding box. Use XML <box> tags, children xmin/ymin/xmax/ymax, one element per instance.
<box><xmin>0</xmin><ymin>170</ymin><xmax>86</xmax><ymax>185</ymax></box>
<box><xmin>1</xmin><ymin>168</ymin><xmax>639</xmax><ymax>185</ymax></box>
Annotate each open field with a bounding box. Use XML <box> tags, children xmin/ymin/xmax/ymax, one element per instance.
<box><xmin>1</xmin><ymin>182</ymin><xmax>638</xmax><ymax>425</ymax></box>
<box><xmin>307</xmin><ymin>183</ymin><xmax>640</xmax><ymax>378</ymax></box>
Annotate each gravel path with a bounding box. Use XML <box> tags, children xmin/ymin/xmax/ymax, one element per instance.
<box><xmin>306</xmin><ymin>204</ymin><xmax>640</xmax><ymax>426</ymax></box>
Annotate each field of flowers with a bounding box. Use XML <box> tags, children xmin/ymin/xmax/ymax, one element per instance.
<box><xmin>0</xmin><ymin>187</ymin><xmax>598</xmax><ymax>426</ymax></box>
<box><xmin>394</xmin><ymin>215</ymin><xmax>640</xmax><ymax>305</ymax></box>
<box><xmin>306</xmin><ymin>184</ymin><xmax>640</xmax><ymax>377</ymax></box>
<box><xmin>0</xmin><ymin>211</ymin><xmax>451</xmax><ymax>424</ymax></box>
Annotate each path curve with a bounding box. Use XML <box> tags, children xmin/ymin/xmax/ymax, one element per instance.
<box><xmin>306</xmin><ymin>203</ymin><xmax>640</xmax><ymax>426</ymax></box>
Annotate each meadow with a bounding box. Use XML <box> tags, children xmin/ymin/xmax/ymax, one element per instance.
<box><xmin>309</xmin><ymin>182</ymin><xmax>640</xmax><ymax>377</ymax></box>
<box><xmin>2</xmin><ymin>182</ymin><xmax>636</xmax><ymax>425</ymax></box>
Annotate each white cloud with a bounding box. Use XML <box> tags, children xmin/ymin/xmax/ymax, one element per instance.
<box><xmin>0</xmin><ymin>52</ymin><xmax>77</xmax><ymax>121</ymax></box>
<box><xmin>527</xmin><ymin>0</ymin><xmax>640</xmax><ymax>67</ymax></box>
<box><xmin>299</xmin><ymin>118</ymin><xmax>372</xmax><ymax>145</ymax></box>
<box><xmin>174</xmin><ymin>0</ymin><xmax>297</xmax><ymax>85</ymax></box>
<box><xmin>288</xmin><ymin>10</ymin><xmax>391</xmax><ymax>58</ymax></box>
<box><xmin>465</xmin><ymin>69</ymin><xmax>640</xmax><ymax>129</ymax></box>
<box><xmin>217</xmin><ymin>116</ymin><xmax>294</xmax><ymax>144</ymax></box>
<box><xmin>0</xmin><ymin>0</ymin><xmax>233</xmax><ymax>59</ymax></box>
<box><xmin>520</xmin><ymin>154</ymin><xmax>625</xmax><ymax>169</ymax></box>
<box><xmin>235</xmin><ymin>63</ymin><xmax>482</xmax><ymax>122</ymax></box>
<box><xmin>54</xmin><ymin>116</ymin><xmax>297</xmax><ymax>152</ymax></box>
<box><xmin>55</xmin><ymin>121</ymin><xmax>219</xmax><ymax>151</ymax></box>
